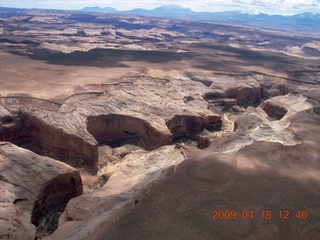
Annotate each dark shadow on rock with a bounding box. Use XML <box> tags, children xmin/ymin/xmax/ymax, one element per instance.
<box><xmin>191</xmin><ymin>43</ymin><xmax>305</xmax><ymax>73</ymax></box>
<box><xmin>94</xmin><ymin>112</ymin><xmax>320</xmax><ymax>240</ymax></box>
<box><xmin>95</xmin><ymin>152</ymin><xmax>320</xmax><ymax>240</ymax></box>
<box><xmin>9</xmin><ymin>48</ymin><xmax>194</xmax><ymax>68</ymax></box>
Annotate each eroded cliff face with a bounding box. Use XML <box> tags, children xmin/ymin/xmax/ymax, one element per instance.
<box><xmin>20</xmin><ymin>109</ymin><xmax>99</xmax><ymax>168</ymax></box>
<box><xmin>96</xmin><ymin>113</ymin><xmax>320</xmax><ymax>240</ymax></box>
<box><xmin>1</xmin><ymin>9</ymin><xmax>320</xmax><ymax>239</ymax></box>
<box><xmin>204</xmin><ymin>74</ymin><xmax>262</xmax><ymax>107</ymax></box>
<box><xmin>166</xmin><ymin>114</ymin><xmax>204</xmax><ymax>139</ymax></box>
<box><xmin>0</xmin><ymin>76</ymin><xmax>217</xmax><ymax>169</ymax></box>
<box><xmin>261</xmin><ymin>100</ymin><xmax>288</xmax><ymax>119</ymax></box>
<box><xmin>44</xmin><ymin>145</ymin><xmax>186</xmax><ymax>240</ymax></box>
<box><xmin>0</xmin><ymin>72</ymin><xmax>315</xmax><ymax>171</ymax></box>
<box><xmin>0</xmin><ymin>142</ymin><xmax>82</xmax><ymax>239</ymax></box>
<box><xmin>87</xmin><ymin>114</ymin><xmax>172</xmax><ymax>150</ymax></box>
<box><xmin>0</xmin><ymin>105</ymin><xmax>21</xmax><ymax>142</ymax></box>
<box><xmin>31</xmin><ymin>172</ymin><xmax>83</xmax><ymax>230</ymax></box>
<box><xmin>0</xmin><ymin>70</ymin><xmax>319</xmax><ymax>239</ymax></box>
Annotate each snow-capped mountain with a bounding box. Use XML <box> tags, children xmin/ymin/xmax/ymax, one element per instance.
<box><xmin>80</xmin><ymin>5</ymin><xmax>320</xmax><ymax>33</ymax></box>
<box><xmin>241</xmin><ymin>9</ymin><xmax>263</xmax><ymax>15</ymax></box>
<box><xmin>296</xmin><ymin>12</ymin><xmax>320</xmax><ymax>20</ymax></box>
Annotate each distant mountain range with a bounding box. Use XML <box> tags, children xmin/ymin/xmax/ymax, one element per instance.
<box><xmin>82</xmin><ymin>5</ymin><xmax>194</xmax><ymax>18</ymax></box>
<box><xmin>81</xmin><ymin>5</ymin><xmax>320</xmax><ymax>33</ymax></box>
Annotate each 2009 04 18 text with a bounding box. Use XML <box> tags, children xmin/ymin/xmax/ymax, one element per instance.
<box><xmin>212</xmin><ymin>210</ymin><xmax>307</xmax><ymax>220</ymax></box>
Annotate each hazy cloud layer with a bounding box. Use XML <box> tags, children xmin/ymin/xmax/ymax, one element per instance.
<box><xmin>0</xmin><ymin>0</ymin><xmax>319</xmax><ymax>14</ymax></box>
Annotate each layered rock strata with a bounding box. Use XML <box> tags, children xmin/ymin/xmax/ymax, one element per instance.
<box><xmin>0</xmin><ymin>76</ymin><xmax>222</xmax><ymax>168</ymax></box>
<box><xmin>0</xmin><ymin>71</ymin><xmax>319</xmax><ymax>170</ymax></box>
<box><xmin>0</xmin><ymin>71</ymin><xmax>319</xmax><ymax>239</ymax></box>
<box><xmin>203</xmin><ymin>74</ymin><xmax>262</xmax><ymax>106</ymax></box>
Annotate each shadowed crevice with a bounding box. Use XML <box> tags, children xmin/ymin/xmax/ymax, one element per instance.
<box><xmin>86</xmin><ymin>114</ymin><xmax>172</xmax><ymax>150</ymax></box>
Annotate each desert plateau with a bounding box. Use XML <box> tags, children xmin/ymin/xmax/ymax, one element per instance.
<box><xmin>0</xmin><ymin>5</ymin><xmax>320</xmax><ymax>240</ymax></box>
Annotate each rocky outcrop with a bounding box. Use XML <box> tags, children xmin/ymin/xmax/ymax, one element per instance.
<box><xmin>261</xmin><ymin>100</ymin><xmax>288</xmax><ymax>119</ymax></box>
<box><xmin>31</xmin><ymin>172</ymin><xmax>83</xmax><ymax>228</ymax></box>
<box><xmin>166</xmin><ymin>114</ymin><xmax>205</xmax><ymax>139</ymax></box>
<box><xmin>44</xmin><ymin>145</ymin><xmax>185</xmax><ymax>240</ymax></box>
<box><xmin>20</xmin><ymin>109</ymin><xmax>98</xmax><ymax>168</ymax></box>
<box><xmin>165</xmin><ymin>113</ymin><xmax>222</xmax><ymax>140</ymax></box>
<box><xmin>206</xmin><ymin>98</ymin><xmax>237</xmax><ymax>111</ymax></box>
<box><xmin>254</xmin><ymin>72</ymin><xmax>320</xmax><ymax>99</ymax></box>
<box><xmin>197</xmin><ymin>135</ymin><xmax>211</xmax><ymax>149</ymax></box>
<box><xmin>89</xmin><ymin>97</ymin><xmax>320</xmax><ymax>240</ymax></box>
<box><xmin>203</xmin><ymin>72</ymin><xmax>320</xmax><ymax>113</ymax></box>
<box><xmin>0</xmin><ymin>200</ymin><xmax>36</xmax><ymax>240</ymax></box>
<box><xmin>1</xmin><ymin>11</ymin><xmax>320</xmax><ymax>240</ymax></box>
<box><xmin>0</xmin><ymin>77</ymin><xmax>219</xmax><ymax>168</ymax></box>
<box><xmin>0</xmin><ymin>72</ymin><xmax>317</xmax><ymax>171</ymax></box>
<box><xmin>0</xmin><ymin>142</ymin><xmax>82</xmax><ymax>239</ymax></box>
<box><xmin>210</xmin><ymin>93</ymin><xmax>314</xmax><ymax>153</ymax></box>
<box><xmin>260</xmin><ymin>93</ymin><xmax>313</xmax><ymax>122</ymax></box>
<box><xmin>203</xmin><ymin>114</ymin><xmax>222</xmax><ymax>130</ymax></box>
<box><xmin>255</xmin><ymin>74</ymin><xmax>291</xmax><ymax>98</ymax></box>
<box><xmin>0</xmin><ymin>105</ymin><xmax>21</xmax><ymax>142</ymax></box>
<box><xmin>2</xmin><ymin>72</ymin><xmax>316</xmax><ymax>171</ymax></box>
<box><xmin>0</xmin><ymin>72</ymin><xmax>318</xmax><ymax>239</ymax></box>
<box><xmin>205</xmin><ymin>74</ymin><xmax>262</xmax><ymax>107</ymax></box>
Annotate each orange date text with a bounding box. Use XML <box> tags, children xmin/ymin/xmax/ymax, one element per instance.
<box><xmin>212</xmin><ymin>210</ymin><xmax>307</xmax><ymax>220</ymax></box>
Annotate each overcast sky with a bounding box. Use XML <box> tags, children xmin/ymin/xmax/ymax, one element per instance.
<box><xmin>0</xmin><ymin>0</ymin><xmax>320</xmax><ymax>15</ymax></box>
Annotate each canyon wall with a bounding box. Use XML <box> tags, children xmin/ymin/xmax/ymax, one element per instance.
<box><xmin>0</xmin><ymin>142</ymin><xmax>82</xmax><ymax>239</ymax></box>
<box><xmin>20</xmin><ymin>109</ymin><xmax>98</xmax><ymax>168</ymax></box>
<box><xmin>87</xmin><ymin>114</ymin><xmax>172</xmax><ymax>150</ymax></box>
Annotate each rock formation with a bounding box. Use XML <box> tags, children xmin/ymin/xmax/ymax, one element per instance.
<box><xmin>43</xmin><ymin>145</ymin><xmax>185</xmax><ymax>240</ymax></box>
<box><xmin>85</xmin><ymin>92</ymin><xmax>320</xmax><ymax>240</ymax></box>
<box><xmin>0</xmin><ymin>67</ymin><xmax>319</xmax><ymax>239</ymax></box>
<box><xmin>1</xmin><ymin>10</ymin><xmax>320</xmax><ymax>239</ymax></box>
<box><xmin>204</xmin><ymin>74</ymin><xmax>262</xmax><ymax>107</ymax></box>
<box><xmin>32</xmin><ymin>70</ymin><xmax>318</xmax><ymax>239</ymax></box>
<box><xmin>2</xmin><ymin>71</ymin><xmax>314</xmax><ymax>170</ymax></box>
<box><xmin>0</xmin><ymin>104</ymin><xmax>21</xmax><ymax>142</ymax></box>
<box><xmin>0</xmin><ymin>142</ymin><xmax>82</xmax><ymax>239</ymax></box>
<box><xmin>0</xmin><ymin>76</ymin><xmax>220</xmax><ymax>168</ymax></box>
<box><xmin>87</xmin><ymin>114</ymin><xmax>171</xmax><ymax>149</ymax></box>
